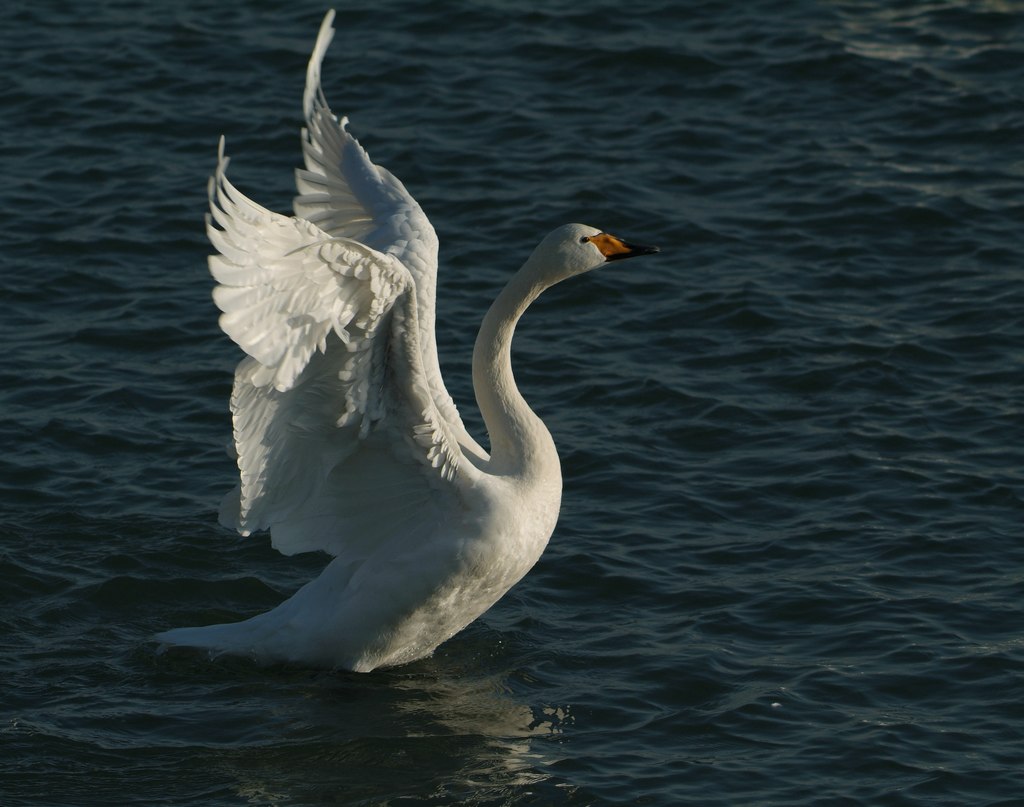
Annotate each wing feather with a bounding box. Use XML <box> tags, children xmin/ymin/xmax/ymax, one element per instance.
<box><xmin>291</xmin><ymin>11</ymin><xmax>482</xmax><ymax>459</ymax></box>
<box><xmin>207</xmin><ymin>140</ymin><xmax>469</xmax><ymax>547</ymax></box>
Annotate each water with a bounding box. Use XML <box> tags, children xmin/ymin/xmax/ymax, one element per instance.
<box><xmin>2</xmin><ymin>0</ymin><xmax>1022</xmax><ymax>804</ymax></box>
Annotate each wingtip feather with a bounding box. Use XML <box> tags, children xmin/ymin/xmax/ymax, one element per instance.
<box><xmin>304</xmin><ymin>10</ymin><xmax>337</xmax><ymax>120</ymax></box>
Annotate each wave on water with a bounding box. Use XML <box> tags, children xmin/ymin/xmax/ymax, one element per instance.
<box><xmin>1</xmin><ymin>1</ymin><xmax>1022</xmax><ymax>804</ymax></box>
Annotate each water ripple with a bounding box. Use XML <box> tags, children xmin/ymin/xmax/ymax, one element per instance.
<box><xmin>2</xmin><ymin>0</ymin><xmax>1023</xmax><ymax>804</ymax></box>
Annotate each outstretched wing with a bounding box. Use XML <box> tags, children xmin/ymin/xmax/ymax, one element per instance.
<box><xmin>292</xmin><ymin>10</ymin><xmax>471</xmax><ymax>446</ymax></box>
<box><xmin>207</xmin><ymin>141</ymin><xmax>470</xmax><ymax>559</ymax></box>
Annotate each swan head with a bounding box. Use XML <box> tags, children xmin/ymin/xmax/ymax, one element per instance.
<box><xmin>528</xmin><ymin>223</ymin><xmax>660</xmax><ymax>284</ymax></box>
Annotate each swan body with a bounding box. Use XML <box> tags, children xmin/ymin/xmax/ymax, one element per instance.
<box><xmin>156</xmin><ymin>10</ymin><xmax>658</xmax><ymax>671</ymax></box>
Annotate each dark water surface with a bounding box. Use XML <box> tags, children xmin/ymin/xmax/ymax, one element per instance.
<box><xmin>2</xmin><ymin>1</ymin><xmax>1023</xmax><ymax>804</ymax></box>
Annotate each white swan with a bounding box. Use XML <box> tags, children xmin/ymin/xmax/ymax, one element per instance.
<box><xmin>157</xmin><ymin>10</ymin><xmax>659</xmax><ymax>672</ymax></box>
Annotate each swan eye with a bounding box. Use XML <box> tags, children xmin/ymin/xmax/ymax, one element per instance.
<box><xmin>579</xmin><ymin>236</ymin><xmax>591</xmax><ymax>244</ymax></box>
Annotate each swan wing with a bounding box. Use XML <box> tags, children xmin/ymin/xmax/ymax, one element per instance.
<box><xmin>207</xmin><ymin>143</ymin><xmax>470</xmax><ymax>558</ymax></box>
<box><xmin>294</xmin><ymin>11</ymin><xmax>436</xmax><ymax>269</ymax></box>
<box><xmin>293</xmin><ymin>11</ymin><xmax>473</xmax><ymax>451</ymax></box>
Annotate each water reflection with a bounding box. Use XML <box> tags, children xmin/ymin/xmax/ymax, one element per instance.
<box><xmin>204</xmin><ymin>639</ymin><xmax>574</xmax><ymax>804</ymax></box>
<box><xmin>825</xmin><ymin>0</ymin><xmax>1019</xmax><ymax>66</ymax></box>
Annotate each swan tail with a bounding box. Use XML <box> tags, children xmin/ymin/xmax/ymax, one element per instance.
<box><xmin>155</xmin><ymin>619</ymin><xmax>268</xmax><ymax>660</ymax></box>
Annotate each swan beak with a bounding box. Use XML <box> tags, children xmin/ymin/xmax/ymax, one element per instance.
<box><xmin>591</xmin><ymin>233</ymin><xmax>661</xmax><ymax>262</ymax></box>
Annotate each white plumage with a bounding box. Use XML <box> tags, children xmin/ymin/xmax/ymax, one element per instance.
<box><xmin>156</xmin><ymin>9</ymin><xmax>659</xmax><ymax>671</ymax></box>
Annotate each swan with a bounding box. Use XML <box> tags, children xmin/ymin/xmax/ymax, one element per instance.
<box><xmin>156</xmin><ymin>9</ymin><xmax>659</xmax><ymax>671</ymax></box>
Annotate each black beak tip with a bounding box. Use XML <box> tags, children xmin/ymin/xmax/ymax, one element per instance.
<box><xmin>627</xmin><ymin>242</ymin><xmax>660</xmax><ymax>258</ymax></box>
<box><xmin>605</xmin><ymin>242</ymin><xmax>661</xmax><ymax>262</ymax></box>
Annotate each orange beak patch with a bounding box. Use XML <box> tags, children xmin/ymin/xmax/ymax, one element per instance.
<box><xmin>587</xmin><ymin>233</ymin><xmax>661</xmax><ymax>262</ymax></box>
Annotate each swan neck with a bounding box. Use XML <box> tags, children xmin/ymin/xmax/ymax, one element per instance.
<box><xmin>472</xmin><ymin>263</ymin><xmax>555</xmax><ymax>476</ymax></box>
